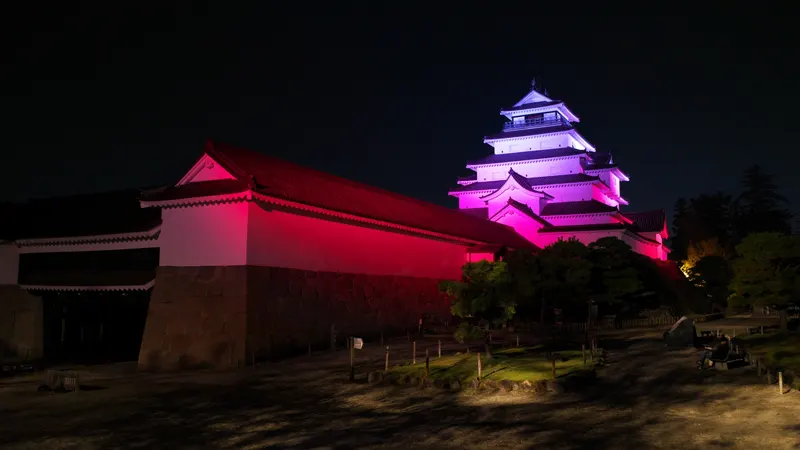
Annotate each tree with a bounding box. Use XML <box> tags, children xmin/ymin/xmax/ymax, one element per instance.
<box><xmin>440</xmin><ymin>260</ymin><xmax>515</xmax><ymax>358</ymax></box>
<box><xmin>670</xmin><ymin>194</ymin><xmax>733</xmax><ymax>265</ymax></box>
<box><xmin>688</xmin><ymin>193</ymin><xmax>733</xmax><ymax>251</ymax></box>
<box><xmin>680</xmin><ymin>237</ymin><xmax>726</xmax><ymax>277</ymax></box>
<box><xmin>733</xmin><ymin>165</ymin><xmax>792</xmax><ymax>241</ymax></box>
<box><xmin>687</xmin><ymin>255</ymin><xmax>732</xmax><ymax>309</ymax></box>
<box><xmin>503</xmin><ymin>248</ymin><xmax>542</xmax><ymax>321</ymax></box>
<box><xmin>669</xmin><ymin>198</ymin><xmax>690</xmax><ymax>261</ymax></box>
<box><xmin>729</xmin><ymin>232</ymin><xmax>800</xmax><ymax>331</ymax></box>
<box><xmin>538</xmin><ymin>239</ymin><xmax>592</xmax><ymax>322</ymax></box>
<box><xmin>588</xmin><ymin>237</ymin><xmax>642</xmax><ymax>306</ymax></box>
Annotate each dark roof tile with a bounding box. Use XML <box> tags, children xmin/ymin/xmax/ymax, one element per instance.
<box><xmin>150</xmin><ymin>142</ymin><xmax>535</xmax><ymax>250</ymax></box>
<box><xmin>467</xmin><ymin>148</ymin><xmax>586</xmax><ymax>166</ymax></box>
<box><xmin>142</xmin><ymin>179</ymin><xmax>249</xmax><ymax>202</ymax></box>
<box><xmin>505</xmin><ymin>199</ymin><xmax>552</xmax><ymax>226</ymax></box>
<box><xmin>485</xmin><ymin>124</ymin><xmax>573</xmax><ymax>141</ymax></box>
<box><xmin>459</xmin><ymin>207</ymin><xmax>488</xmax><ymax>219</ymax></box>
<box><xmin>457</xmin><ymin>173</ymin><xmax>477</xmax><ymax>182</ymax></box>
<box><xmin>623</xmin><ymin>210</ymin><xmax>667</xmax><ymax>233</ymax></box>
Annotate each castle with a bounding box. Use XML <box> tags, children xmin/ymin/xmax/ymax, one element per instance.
<box><xmin>449</xmin><ymin>85</ymin><xmax>669</xmax><ymax>260</ymax></box>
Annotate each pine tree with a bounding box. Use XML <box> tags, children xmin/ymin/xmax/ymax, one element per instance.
<box><xmin>669</xmin><ymin>198</ymin><xmax>690</xmax><ymax>261</ymax></box>
<box><xmin>733</xmin><ymin>165</ymin><xmax>792</xmax><ymax>241</ymax></box>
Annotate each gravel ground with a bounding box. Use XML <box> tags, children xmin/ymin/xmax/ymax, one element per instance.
<box><xmin>0</xmin><ymin>330</ymin><xmax>798</xmax><ymax>450</ymax></box>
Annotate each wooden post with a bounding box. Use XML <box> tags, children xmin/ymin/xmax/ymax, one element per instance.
<box><xmin>516</xmin><ymin>335</ymin><xmax>520</xmax><ymax>347</ymax></box>
<box><xmin>385</xmin><ymin>346</ymin><xmax>389</xmax><ymax>372</ymax></box>
<box><xmin>767</xmin><ymin>370</ymin><xmax>772</xmax><ymax>385</ymax></box>
<box><xmin>438</xmin><ymin>340</ymin><xmax>441</xmax><ymax>359</ymax></box>
<box><xmin>412</xmin><ymin>341</ymin><xmax>416</xmax><ymax>364</ymax></box>
<box><xmin>778</xmin><ymin>371</ymin><xmax>784</xmax><ymax>394</ymax></box>
<box><xmin>756</xmin><ymin>358</ymin><xmax>761</xmax><ymax>375</ymax></box>
<box><xmin>477</xmin><ymin>352</ymin><xmax>482</xmax><ymax>380</ymax></box>
<box><xmin>380</xmin><ymin>332</ymin><xmax>384</xmax><ymax>347</ymax></box>
<box><xmin>425</xmin><ymin>349</ymin><xmax>430</xmax><ymax>378</ymax></box>
<box><xmin>582</xmin><ymin>344</ymin><xmax>586</xmax><ymax>365</ymax></box>
<box><xmin>760</xmin><ymin>325</ymin><xmax>763</xmax><ymax>334</ymax></box>
<box><xmin>551</xmin><ymin>358</ymin><xmax>557</xmax><ymax>379</ymax></box>
<box><xmin>349</xmin><ymin>337</ymin><xmax>355</xmax><ymax>382</ymax></box>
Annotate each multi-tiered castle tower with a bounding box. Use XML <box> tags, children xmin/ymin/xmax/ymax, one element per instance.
<box><xmin>449</xmin><ymin>84</ymin><xmax>669</xmax><ymax>260</ymax></box>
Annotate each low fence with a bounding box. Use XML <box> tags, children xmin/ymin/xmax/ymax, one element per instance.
<box><xmin>513</xmin><ymin>312</ymin><xmax>729</xmax><ymax>335</ymax></box>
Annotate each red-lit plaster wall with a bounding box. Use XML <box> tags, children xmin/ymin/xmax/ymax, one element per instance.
<box><xmin>159</xmin><ymin>203</ymin><xmax>250</xmax><ymax>267</ymax></box>
<box><xmin>245</xmin><ymin>203</ymin><xmax>466</xmax><ymax>279</ymax></box>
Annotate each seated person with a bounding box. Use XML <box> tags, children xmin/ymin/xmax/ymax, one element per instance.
<box><xmin>699</xmin><ymin>336</ymin><xmax>731</xmax><ymax>367</ymax></box>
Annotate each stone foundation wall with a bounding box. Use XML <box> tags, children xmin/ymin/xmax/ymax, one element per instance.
<box><xmin>0</xmin><ymin>285</ymin><xmax>43</xmax><ymax>362</ymax></box>
<box><xmin>245</xmin><ymin>266</ymin><xmax>449</xmax><ymax>362</ymax></box>
<box><xmin>138</xmin><ymin>265</ymin><xmax>451</xmax><ymax>370</ymax></box>
<box><xmin>138</xmin><ymin>266</ymin><xmax>248</xmax><ymax>370</ymax></box>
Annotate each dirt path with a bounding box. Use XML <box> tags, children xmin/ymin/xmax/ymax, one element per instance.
<box><xmin>0</xmin><ymin>332</ymin><xmax>797</xmax><ymax>449</ymax></box>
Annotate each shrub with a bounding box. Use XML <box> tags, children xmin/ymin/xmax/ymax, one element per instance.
<box><xmin>454</xmin><ymin>322</ymin><xmax>484</xmax><ymax>344</ymax></box>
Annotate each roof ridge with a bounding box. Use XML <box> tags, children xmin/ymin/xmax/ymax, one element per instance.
<box><xmin>205</xmin><ymin>141</ymin><xmax>536</xmax><ymax>243</ymax></box>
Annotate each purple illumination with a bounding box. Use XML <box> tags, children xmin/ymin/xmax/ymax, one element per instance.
<box><xmin>449</xmin><ymin>87</ymin><xmax>669</xmax><ymax>260</ymax></box>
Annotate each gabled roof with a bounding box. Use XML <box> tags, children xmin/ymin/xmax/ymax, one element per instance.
<box><xmin>540</xmin><ymin>200</ymin><xmax>619</xmax><ymax>216</ymax></box>
<box><xmin>449</xmin><ymin>173</ymin><xmax>600</xmax><ymax>194</ymax></box>
<box><xmin>501</xmin><ymin>199</ymin><xmax>552</xmax><ymax>227</ymax></box>
<box><xmin>142</xmin><ymin>179</ymin><xmax>250</xmax><ymax>201</ymax></box>
<box><xmin>623</xmin><ymin>210</ymin><xmax>668</xmax><ymax>234</ymax></box>
<box><xmin>480</xmin><ymin>169</ymin><xmax>553</xmax><ymax>202</ymax></box>
<box><xmin>467</xmin><ymin>148</ymin><xmax>586</xmax><ymax>167</ymax></box>
<box><xmin>513</xmin><ymin>87</ymin><xmax>553</xmax><ymax>107</ymax></box>
<box><xmin>144</xmin><ymin>141</ymin><xmax>535</xmax><ymax>250</ymax></box>
<box><xmin>501</xmin><ymin>100</ymin><xmax>562</xmax><ymax>112</ymax></box>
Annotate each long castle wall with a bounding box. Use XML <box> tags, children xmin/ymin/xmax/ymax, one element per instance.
<box><xmin>138</xmin><ymin>265</ymin><xmax>449</xmax><ymax>370</ymax></box>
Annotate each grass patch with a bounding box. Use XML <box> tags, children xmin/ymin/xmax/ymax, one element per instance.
<box><xmin>738</xmin><ymin>332</ymin><xmax>800</xmax><ymax>388</ymax></box>
<box><xmin>386</xmin><ymin>346</ymin><xmax>590</xmax><ymax>383</ymax></box>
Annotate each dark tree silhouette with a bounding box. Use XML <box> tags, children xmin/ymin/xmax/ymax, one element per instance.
<box><xmin>669</xmin><ymin>198</ymin><xmax>690</xmax><ymax>261</ymax></box>
<box><xmin>733</xmin><ymin>164</ymin><xmax>792</xmax><ymax>241</ymax></box>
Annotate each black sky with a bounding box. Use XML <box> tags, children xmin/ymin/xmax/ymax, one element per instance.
<box><xmin>3</xmin><ymin>5</ymin><xmax>800</xmax><ymax>226</ymax></box>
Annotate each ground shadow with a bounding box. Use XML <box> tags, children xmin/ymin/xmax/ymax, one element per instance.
<box><xmin>0</xmin><ymin>332</ymin><xmax>793</xmax><ymax>449</ymax></box>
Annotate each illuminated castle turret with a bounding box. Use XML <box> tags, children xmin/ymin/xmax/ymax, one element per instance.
<box><xmin>449</xmin><ymin>83</ymin><xmax>669</xmax><ymax>260</ymax></box>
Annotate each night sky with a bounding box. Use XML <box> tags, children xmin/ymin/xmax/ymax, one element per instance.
<box><xmin>3</xmin><ymin>5</ymin><xmax>799</xmax><ymax>226</ymax></box>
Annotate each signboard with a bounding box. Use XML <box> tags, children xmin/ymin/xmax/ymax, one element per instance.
<box><xmin>352</xmin><ymin>337</ymin><xmax>364</xmax><ymax>350</ymax></box>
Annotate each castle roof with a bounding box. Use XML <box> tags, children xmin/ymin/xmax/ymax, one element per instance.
<box><xmin>484</xmin><ymin>124</ymin><xmax>573</xmax><ymax>141</ymax></box>
<box><xmin>623</xmin><ymin>210</ymin><xmax>668</xmax><ymax>234</ymax></box>
<box><xmin>466</xmin><ymin>148</ymin><xmax>586</xmax><ymax>167</ymax></box>
<box><xmin>500</xmin><ymin>100</ymin><xmax>562</xmax><ymax>112</ymax></box>
<box><xmin>143</xmin><ymin>141</ymin><xmax>535</xmax><ymax>250</ymax></box>
<box><xmin>450</xmin><ymin>173</ymin><xmax>600</xmax><ymax>194</ymax></box>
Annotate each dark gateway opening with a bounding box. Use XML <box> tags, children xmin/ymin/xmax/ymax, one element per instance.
<box><xmin>19</xmin><ymin>248</ymin><xmax>158</xmax><ymax>364</ymax></box>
